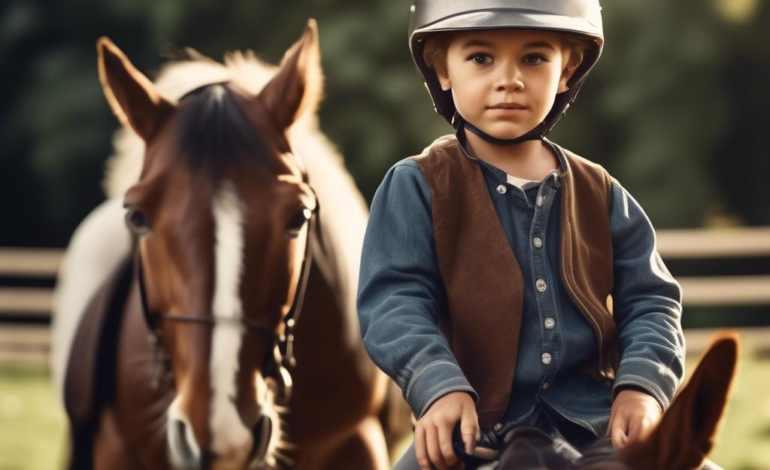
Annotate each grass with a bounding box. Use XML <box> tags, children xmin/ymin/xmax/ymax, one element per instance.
<box><xmin>0</xmin><ymin>363</ymin><xmax>67</xmax><ymax>470</ymax></box>
<box><xmin>0</xmin><ymin>339</ymin><xmax>768</xmax><ymax>470</ymax></box>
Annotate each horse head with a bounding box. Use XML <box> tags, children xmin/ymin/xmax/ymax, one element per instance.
<box><xmin>97</xmin><ymin>19</ymin><xmax>323</xmax><ymax>470</ymax></box>
<box><xmin>495</xmin><ymin>332</ymin><xmax>739</xmax><ymax>470</ymax></box>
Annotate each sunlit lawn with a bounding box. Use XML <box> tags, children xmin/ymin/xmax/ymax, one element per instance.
<box><xmin>1</xmin><ymin>334</ymin><xmax>769</xmax><ymax>470</ymax></box>
<box><xmin>0</xmin><ymin>363</ymin><xmax>67</xmax><ymax>470</ymax></box>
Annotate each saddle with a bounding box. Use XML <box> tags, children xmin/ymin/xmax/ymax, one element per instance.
<box><xmin>63</xmin><ymin>251</ymin><xmax>134</xmax><ymax>430</ymax></box>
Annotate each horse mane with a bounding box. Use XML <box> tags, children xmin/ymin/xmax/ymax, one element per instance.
<box><xmin>102</xmin><ymin>47</ymin><xmax>369</xmax><ymax>345</ymax></box>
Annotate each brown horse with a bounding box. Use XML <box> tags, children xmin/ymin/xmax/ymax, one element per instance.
<box><xmin>54</xmin><ymin>19</ymin><xmax>410</xmax><ymax>470</ymax></box>
<box><xmin>484</xmin><ymin>332</ymin><xmax>738</xmax><ymax>470</ymax></box>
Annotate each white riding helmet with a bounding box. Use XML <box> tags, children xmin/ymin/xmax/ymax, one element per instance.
<box><xmin>408</xmin><ymin>0</ymin><xmax>604</xmax><ymax>144</ymax></box>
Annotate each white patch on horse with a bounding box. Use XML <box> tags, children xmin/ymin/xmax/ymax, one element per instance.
<box><xmin>209</xmin><ymin>181</ymin><xmax>253</xmax><ymax>457</ymax></box>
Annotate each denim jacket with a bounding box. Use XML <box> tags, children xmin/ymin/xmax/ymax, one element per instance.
<box><xmin>356</xmin><ymin>132</ymin><xmax>685</xmax><ymax>437</ymax></box>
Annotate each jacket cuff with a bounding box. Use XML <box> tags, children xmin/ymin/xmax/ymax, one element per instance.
<box><xmin>612</xmin><ymin>357</ymin><xmax>680</xmax><ymax>411</ymax></box>
<box><xmin>406</xmin><ymin>360</ymin><xmax>479</xmax><ymax>420</ymax></box>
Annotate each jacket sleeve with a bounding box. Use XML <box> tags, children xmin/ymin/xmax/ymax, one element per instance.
<box><xmin>357</xmin><ymin>159</ymin><xmax>478</xmax><ymax>419</ymax></box>
<box><xmin>608</xmin><ymin>178</ymin><xmax>686</xmax><ymax>411</ymax></box>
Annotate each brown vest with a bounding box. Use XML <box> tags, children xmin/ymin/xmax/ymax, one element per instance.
<box><xmin>409</xmin><ymin>135</ymin><xmax>620</xmax><ymax>432</ymax></box>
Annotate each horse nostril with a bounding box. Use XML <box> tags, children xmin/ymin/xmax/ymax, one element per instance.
<box><xmin>249</xmin><ymin>415</ymin><xmax>273</xmax><ymax>462</ymax></box>
<box><xmin>172</xmin><ymin>419</ymin><xmax>197</xmax><ymax>463</ymax></box>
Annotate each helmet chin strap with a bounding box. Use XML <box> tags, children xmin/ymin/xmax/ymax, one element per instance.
<box><xmin>457</xmin><ymin>113</ymin><xmax>547</xmax><ymax>145</ymax></box>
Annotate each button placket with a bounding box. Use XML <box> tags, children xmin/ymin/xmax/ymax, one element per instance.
<box><xmin>531</xmin><ymin>181</ymin><xmax>560</xmax><ymax>380</ymax></box>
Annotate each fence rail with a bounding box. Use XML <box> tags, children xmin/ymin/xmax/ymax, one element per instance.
<box><xmin>656</xmin><ymin>226</ymin><xmax>770</xmax><ymax>259</ymax></box>
<box><xmin>1</xmin><ymin>226</ymin><xmax>769</xmax><ymax>362</ymax></box>
<box><xmin>0</xmin><ymin>248</ymin><xmax>63</xmax><ymax>277</ymax></box>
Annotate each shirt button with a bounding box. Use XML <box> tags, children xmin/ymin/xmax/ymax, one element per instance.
<box><xmin>493</xmin><ymin>422</ymin><xmax>503</xmax><ymax>431</ymax></box>
<box><xmin>542</xmin><ymin>353</ymin><xmax>552</xmax><ymax>365</ymax></box>
<box><xmin>544</xmin><ymin>318</ymin><xmax>555</xmax><ymax>329</ymax></box>
<box><xmin>533</xmin><ymin>237</ymin><xmax>543</xmax><ymax>248</ymax></box>
<box><xmin>542</xmin><ymin>382</ymin><xmax>550</xmax><ymax>390</ymax></box>
<box><xmin>496</xmin><ymin>184</ymin><xmax>507</xmax><ymax>194</ymax></box>
<box><xmin>536</xmin><ymin>278</ymin><xmax>547</xmax><ymax>292</ymax></box>
<box><xmin>536</xmin><ymin>195</ymin><xmax>543</xmax><ymax>207</ymax></box>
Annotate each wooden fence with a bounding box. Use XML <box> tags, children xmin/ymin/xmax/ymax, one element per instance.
<box><xmin>1</xmin><ymin>227</ymin><xmax>769</xmax><ymax>363</ymax></box>
<box><xmin>0</xmin><ymin>248</ymin><xmax>61</xmax><ymax>363</ymax></box>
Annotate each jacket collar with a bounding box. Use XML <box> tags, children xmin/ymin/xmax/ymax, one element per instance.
<box><xmin>451</xmin><ymin>126</ymin><xmax>568</xmax><ymax>188</ymax></box>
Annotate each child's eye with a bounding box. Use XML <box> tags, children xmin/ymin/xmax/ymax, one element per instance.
<box><xmin>524</xmin><ymin>55</ymin><xmax>549</xmax><ymax>65</ymax></box>
<box><xmin>468</xmin><ymin>53</ymin><xmax>492</xmax><ymax>65</ymax></box>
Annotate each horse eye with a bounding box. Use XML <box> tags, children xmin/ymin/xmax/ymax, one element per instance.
<box><xmin>125</xmin><ymin>207</ymin><xmax>152</xmax><ymax>236</ymax></box>
<box><xmin>285</xmin><ymin>207</ymin><xmax>312</xmax><ymax>239</ymax></box>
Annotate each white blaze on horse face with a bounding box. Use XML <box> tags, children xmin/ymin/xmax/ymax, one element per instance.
<box><xmin>209</xmin><ymin>181</ymin><xmax>253</xmax><ymax>460</ymax></box>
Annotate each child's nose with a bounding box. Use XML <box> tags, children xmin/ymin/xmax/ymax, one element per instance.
<box><xmin>494</xmin><ymin>63</ymin><xmax>524</xmax><ymax>92</ymax></box>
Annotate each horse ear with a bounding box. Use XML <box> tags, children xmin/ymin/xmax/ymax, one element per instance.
<box><xmin>259</xmin><ymin>18</ymin><xmax>324</xmax><ymax>129</ymax></box>
<box><xmin>620</xmin><ymin>332</ymin><xmax>739</xmax><ymax>470</ymax></box>
<box><xmin>97</xmin><ymin>37</ymin><xmax>174</xmax><ymax>141</ymax></box>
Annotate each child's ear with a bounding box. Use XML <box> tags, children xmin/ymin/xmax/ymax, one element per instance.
<box><xmin>435</xmin><ymin>63</ymin><xmax>451</xmax><ymax>91</ymax></box>
<box><xmin>438</xmin><ymin>74</ymin><xmax>452</xmax><ymax>91</ymax></box>
<box><xmin>557</xmin><ymin>51</ymin><xmax>582</xmax><ymax>93</ymax></box>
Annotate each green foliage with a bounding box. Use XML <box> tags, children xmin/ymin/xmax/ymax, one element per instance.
<box><xmin>0</xmin><ymin>0</ymin><xmax>768</xmax><ymax>246</ymax></box>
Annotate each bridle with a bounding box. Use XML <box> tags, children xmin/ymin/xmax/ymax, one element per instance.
<box><xmin>132</xmin><ymin>178</ymin><xmax>319</xmax><ymax>408</ymax></box>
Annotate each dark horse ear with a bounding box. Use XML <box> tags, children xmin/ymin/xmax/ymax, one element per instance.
<box><xmin>97</xmin><ymin>37</ymin><xmax>174</xmax><ymax>142</ymax></box>
<box><xmin>259</xmin><ymin>18</ymin><xmax>324</xmax><ymax>129</ymax></box>
<box><xmin>620</xmin><ymin>332</ymin><xmax>739</xmax><ymax>470</ymax></box>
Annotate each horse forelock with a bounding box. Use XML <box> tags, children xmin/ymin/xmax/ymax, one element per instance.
<box><xmin>175</xmin><ymin>83</ymin><xmax>271</xmax><ymax>178</ymax></box>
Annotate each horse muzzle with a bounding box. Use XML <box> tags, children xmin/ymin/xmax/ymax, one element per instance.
<box><xmin>168</xmin><ymin>413</ymin><xmax>273</xmax><ymax>470</ymax></box>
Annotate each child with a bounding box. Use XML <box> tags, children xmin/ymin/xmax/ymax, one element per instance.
<box><xmin>358</xmin><ymin>2</ymin><xmax>719</xmax><ymax>469</ymax></box>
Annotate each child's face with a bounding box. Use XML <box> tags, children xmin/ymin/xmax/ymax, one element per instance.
<box><xmin>435</xmin><ymin>29</ymin><xmax>577</xmax><ymax>141</ymax></box>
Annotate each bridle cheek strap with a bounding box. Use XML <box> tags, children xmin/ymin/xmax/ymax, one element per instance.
<box><xmin>132</xmin><ymin>186</ymin><xmax>319</xmax><ymax>406</ymax></box>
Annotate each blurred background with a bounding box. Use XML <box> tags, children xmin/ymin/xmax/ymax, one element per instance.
<box><xmin>0</xmin><ymin>0</ymin><xmax>768</xmax><ymax>468</ymax></box>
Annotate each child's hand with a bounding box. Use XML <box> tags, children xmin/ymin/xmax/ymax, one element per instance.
<box><xmin>414</xmin><ymin>391</ymin><xmax>480</xmax><ymax>470</ymax></box>
<box><xmin>608</xmin><ymin>388</ymin><xmax>663</xmax><ymax>450</ymax></box>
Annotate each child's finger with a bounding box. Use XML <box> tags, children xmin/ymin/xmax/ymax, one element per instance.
<box><xmin>610</xmin><ymin>412</ymin><xmax>629</xmax><ymax>450</ymax></box>
<box><xmin>460</xmin><ymin>405</ymin><xmax>478</xmax><ymax>454</ymax></box>
<box><xmin>426</xmin><ymin>423</ymin><xmax>450</xmax><ymax>470</ymax></box>
<box><xmin>414</xmin><ymin>425</ymin><xmax>430</xmax><ymax>470</ymax></box>
<box><xmin>627</xmin><ymin>415</ymin><xmax>642</xmax><ymax>444</ymax></box>
<box><xmin>437</xmin><ymin>421</ymin><xmax>459</xmax><ymax>467</ymax></box>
